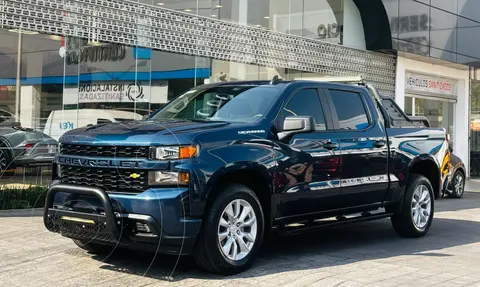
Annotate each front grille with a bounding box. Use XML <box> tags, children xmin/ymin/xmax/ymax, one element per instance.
<box><xmin>60</xmin><ymin>166</ymin><xmax>148</xmax><ymax>193</ymax></box>
<box><xmin>60</xmin><ymin>144</ymin><xmax>149</xmax><ymax>158</ymax></box>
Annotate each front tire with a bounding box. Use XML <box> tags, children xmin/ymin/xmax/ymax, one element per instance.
<box><xmin>193</xmin><ymin>183</ymin><xmax>264</xmax><ymax>275</ymax></box>
<box><xmin>391</xmin><ymin>174</ymin><xmax>434</xmax><ymax>238</ymax></box>
<box><xmin>448</xmin><ymin>170</ymin><xmax>465</xmax><ymax>199</ymax></box>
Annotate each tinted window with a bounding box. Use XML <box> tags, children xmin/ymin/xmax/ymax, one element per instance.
<box><xmin>329</xmin><ymin>90</ymin><xmax>370</xmax><ymax>130</ymax></box>
<box><xmin>457</xmin><ymin>17</ymin><xmax>480</xmax><ymax>60</ymax></box>
<box><xmin>430</xmin><ymin>7</ymin><xmax>457</xmax><ymax>54</ymax></box>
<box><xmin>459</xmin><ymin>0</ymin><xmax>480</xmax><ymax>23</ymax></box>
<box><xmin>397</xmin><ymin>0</ymin><xmax>430</xmax><ymax>56</ymax></box>
<box><xmin>0</xmin><ymin>110</ymin><xmax>12</xmax><ymax>124</ymax></box>
<box><xmin>5</xmin><ymin>131</ymin><xmax>26</xmax><ymax>146</ymax></box>
<box><xmin>431</xmin><ymin>0</ymin><xmax>457</xmax><ymax>13</ymax></box>
<box><xmin>279</xmin><ymin>89</ymin><xmax>326</xmax><ymax>130</ymax></box>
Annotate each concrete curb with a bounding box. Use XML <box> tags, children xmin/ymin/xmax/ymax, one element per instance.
<box><xmin>0</xmin><ymin>207</ymin><xmax>43</xmax><ymax>217</ymax></box>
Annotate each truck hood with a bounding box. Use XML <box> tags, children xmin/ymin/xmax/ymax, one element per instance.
<box><xmin>59</xmin><ymin>119</ymin><xmax>233</xmax><ymax>145</ymax></box>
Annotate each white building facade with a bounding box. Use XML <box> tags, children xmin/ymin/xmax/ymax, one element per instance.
<box><xmin>395</xmin><ymin>55</ymin><xmax>470</xmax><ymax>174</ymax></box>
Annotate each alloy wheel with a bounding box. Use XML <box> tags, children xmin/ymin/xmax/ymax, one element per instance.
<box><xmin>454</xmin><ymin>173</ymin><xmax>464</xmax><ymax>196</ymax></box>
<box><xmin>0</xmin><ymin>150</ymin><xmax>6</xmax><ymax>172</ymax></box>
<box><xmin>217</xmin><ymin>199</ymin><xmax>257</xmax><ymax>261</ymax></box>
<box><xmin>411</xmin><ymin>184</ymin><xmax>432</xmax><ymax>230</ymax></box>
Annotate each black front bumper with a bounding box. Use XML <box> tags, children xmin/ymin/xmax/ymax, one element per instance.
<box><xmin>44</xmin><ymin>184</ymin><xmax>197</xmax><ymax>255</ymax></box>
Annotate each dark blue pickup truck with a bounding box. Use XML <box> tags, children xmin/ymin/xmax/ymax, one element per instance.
<box><xmin>44</xmin><ymin>79</ymin><xmax>449</xmax><ymax>275</ymax></box>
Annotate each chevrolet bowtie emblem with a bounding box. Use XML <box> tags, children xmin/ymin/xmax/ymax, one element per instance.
<box><xmin>129</xmin><ymin>173</ymin><xmax>140</xmax><ymax>179</ymax></box>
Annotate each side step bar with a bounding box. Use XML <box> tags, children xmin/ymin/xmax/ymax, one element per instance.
<box><xmin>277</xmin><ymin>212</ymin><xmax>393</xmax><ymax>236</ymax></box>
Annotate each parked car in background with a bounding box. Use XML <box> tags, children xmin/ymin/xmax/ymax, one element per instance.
<box><xmin>0</xmin><ymin>108</ymin><xmax>14</xmax><ymax>124</ymax></box>
<box><xmin>442</xmin><ymin>140</ymin><xmax>466</xmax><ymax>199</ymax></box>
<box><xmin>0</xmin><ymin>124</ymin><xmax>57</xmax><ymax>174</ymax></box>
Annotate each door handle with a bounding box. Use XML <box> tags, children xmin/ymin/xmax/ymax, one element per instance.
<box><xmin>323</xmin><ymin>142</ymin><xmax>339</xmax><ymax>150</ymax></box>
<box><xmin>374</xmin><ymin>140</ymin><xmax>386</xmax><ymax>148</ymax></box>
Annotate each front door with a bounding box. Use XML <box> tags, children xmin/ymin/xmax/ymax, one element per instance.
<box><xmin>275</xmin><ymin>88</ymin><xmax>342</xmax><ymax>221</ymax></box>
<box><xmin>325</xmin><ymin>87</ymin><xmax>390</xmax><ymax>208</ymax></box>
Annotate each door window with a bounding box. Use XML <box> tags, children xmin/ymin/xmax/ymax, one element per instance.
<box><xmin>471</xmin><ymin>81</ymin><xmax>480</xmax><ymax>177</ymax></box>
<box><xmin>278</xmin><ymin>89</ymin><xmax>327</xmax><ymax>130</ymax></box>
<box><xmin>329</xmin><ymin>90</ymin><xmax>370</xmax><ymax>130</ymax></box>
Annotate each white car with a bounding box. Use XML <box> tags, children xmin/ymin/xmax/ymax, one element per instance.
<box><xmin>43</xmin><ymin>109</ymin><xmax>142</xmax><ymax>141</ymax></box>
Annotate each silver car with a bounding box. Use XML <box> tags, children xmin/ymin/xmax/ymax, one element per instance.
<box><xmin>0</xmin><ymin>124</ymin><xmax>57</xmax><ymax>174</ymax></box>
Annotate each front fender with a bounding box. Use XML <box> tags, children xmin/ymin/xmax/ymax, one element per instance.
<box><xmin>184</xmin><ymin>140</ymin><xmax>280</xmax><ymax>217</ymax></box>
<box><xmin>204</xmin><ymin>162</ymin><xmax>275</xmax><ymax>199</ymax></box>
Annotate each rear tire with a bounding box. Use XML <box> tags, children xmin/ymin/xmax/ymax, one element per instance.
<box><xmin>193</xmin><ymin>183</ymin><xmax>264</xmax><ymax>275</ymax></box>
<box><xmin>448</xmin><ymin>170</ymin><xmax>465</xmax><ymax>199</ymax></box>
<box><xmin>73</xmin><ymin>239</ymin><xmax>114</xmax><ymax>254</ymax></box>
<box><xmin>0</xmin><ymin>146</ymin><xmax>14</xmax><ymax>177</ymax></box>
<box><xmin>391</xmin><ymin>174</ymin><xmax>434</xmax><ymax>238</ymax></box>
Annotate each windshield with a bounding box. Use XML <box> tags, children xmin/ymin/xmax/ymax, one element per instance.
<box><xmin>150</xmin><ymin>85</ymin><xmax>281</xmax><ymax>123</ymax></box>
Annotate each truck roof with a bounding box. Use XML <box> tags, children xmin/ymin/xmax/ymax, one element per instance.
<box><xmin>207</xmin><ymin>79</ymin><xmax>430</xmax><ymax>129</ymax></box>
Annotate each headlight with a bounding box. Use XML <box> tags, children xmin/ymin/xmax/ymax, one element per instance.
<box><xmin>150</xmin><ymin>146</ymin><xmax>198</xmax><ymax>160</ymax></box>
<box><xmin>148</xmin><ymin>171</ymin><xmax>189</xmax><ymax>185</ymax></box>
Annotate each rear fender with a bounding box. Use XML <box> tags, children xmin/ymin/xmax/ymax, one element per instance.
<box><xmin>409</xmin><ymin>155</ymin><xmax>443</xmax><ymax>198</ymax></box>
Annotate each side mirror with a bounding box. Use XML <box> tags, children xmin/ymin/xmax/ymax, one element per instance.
<box><xmin>278</xmin><ymin>116</ymin><xmax>314</xmax><ymax>140</ymax></box>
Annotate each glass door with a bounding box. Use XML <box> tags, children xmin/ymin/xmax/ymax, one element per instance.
<box><xmin>470</xmin><ymin>81</ymin><xmax>480</xmax><ymax>177</ymax></box>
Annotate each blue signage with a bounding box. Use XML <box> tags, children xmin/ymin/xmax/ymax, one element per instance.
<box><xmin>60</xmin><ymin>122</ymin><xmax>74</xmax><ymax>130</ymax></box>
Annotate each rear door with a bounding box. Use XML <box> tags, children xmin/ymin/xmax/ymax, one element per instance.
<box><xmin>276</xmin><ymin>87</ymin><xmax>342</xmax><ymax>220</ymax></box>
<box><xmin>324</xmin><ymin>86</ymin><xmax>389</xmax><ymax>208</ymax></box>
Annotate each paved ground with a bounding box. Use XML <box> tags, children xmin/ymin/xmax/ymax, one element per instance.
<box><xmin>2</xmin><ymin>187</ymin><xmax>480</xmax><ymax>286</ymax></box>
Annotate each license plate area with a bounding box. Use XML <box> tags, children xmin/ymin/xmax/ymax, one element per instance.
<box><xmin>46</xmin><ymin>209</ymin><xmax>117</xmax><ymax>243</ymax></box>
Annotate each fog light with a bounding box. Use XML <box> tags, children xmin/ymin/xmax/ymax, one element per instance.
<box><xmin>148</xmin><ymin>171</ymin><xmax>189</xmax><ymax>185</ymax></box>
<box><xmin>136</xmin><ymin>222</ymin><xmax>151</xmax><ymax>233</ymax></box>
<box><xmin>178</xmin><ymin>172</ymin><xmax>189</xmax><ymax>184</ymax></box>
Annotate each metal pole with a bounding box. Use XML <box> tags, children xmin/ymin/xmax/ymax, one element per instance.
<box><xmin>15</xmin><ymin>28</ymin><xmax>22</xmax><ymax>123</ymax></box>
